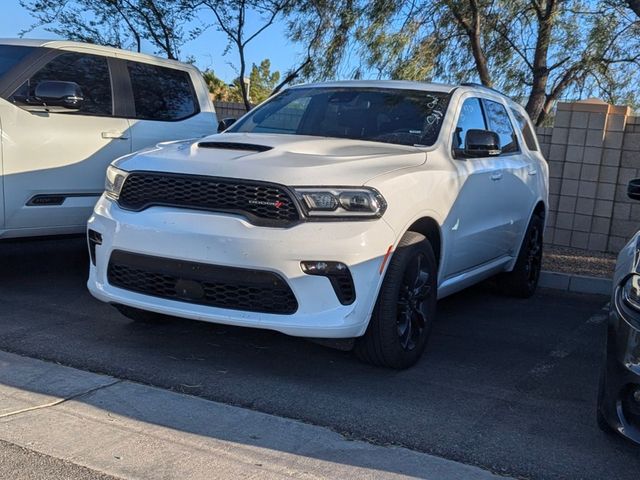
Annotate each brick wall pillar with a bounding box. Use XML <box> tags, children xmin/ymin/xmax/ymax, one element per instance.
<box><xmin>544</xmin><ymin>100</ymin><xmax>632</xmax><ymax>251</ymax></box>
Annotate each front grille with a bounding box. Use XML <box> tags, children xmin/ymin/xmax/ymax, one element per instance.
<box><xmin>107</xmin><ymin>250</ymin><xmax>298</xmax><ymax>314</ymax></box>
<box><xmin>117</xmin><ymin>172</ymin><xmax>300</xmax><ymax>227</ymax></box>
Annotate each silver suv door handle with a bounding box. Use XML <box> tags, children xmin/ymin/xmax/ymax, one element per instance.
<box><xmin>102</xmin><ymin>131</ymin><xmax>129</xmax><ymax>140</ymax></box>
<box><xmin>528</xmin><ymin>169</ymin><xmax>537</xmax><ymax>176</ymax></box>
<box><xmin>490</xmin><ymin>172</ymin><xmax>503</xmax><ymax>181</ymax></box>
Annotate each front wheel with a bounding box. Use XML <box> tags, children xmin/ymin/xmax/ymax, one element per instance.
<box><xmin>354</xmin><ymin>231</ymin><xmax>437</xmax><ymax>369</ymax></box>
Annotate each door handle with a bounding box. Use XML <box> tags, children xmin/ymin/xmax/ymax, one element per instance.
<box><xmin>528</xmin><ymin>169</ymin><xmax>537</xmax><ymax>176</ymax></box>
<box><xmin>101</xmin><ymin>131</ymin><xmax>129</xmax><ymax>140</ymax></box>
<box><xmin>490</xmin><ymin>172</ymin><xmax>503</xmax><ymax>181</ymax></box>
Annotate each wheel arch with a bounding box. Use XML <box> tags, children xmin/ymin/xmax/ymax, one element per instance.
<box><xmin>533</xmin><ymin>199</ymin><xmax>546</xmax><ymax>222</ymax></box>
<box><xmin>507</xmin><ymin>198</ymin><xmax>547</xmax><ymax>272</ymax></box>
<box><xmin>405</xmin><ymin>216</ymin><xmax>442</xmax><ymax>271</ymax></box>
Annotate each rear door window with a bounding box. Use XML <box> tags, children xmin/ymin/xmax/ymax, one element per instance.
<box><xmin>127</xmin><ymin>62</ymin><xmax>198</xmax><ymax>121</ymax></box>
<box><xmin>11</xmin><ymin>52</ymin><xmax>113</xmax><ymax>116</ymax></box>
<box><xmin>483</xmin><ymin>99</ymin><xmax>519</xmax><ymax>154</ymax></box>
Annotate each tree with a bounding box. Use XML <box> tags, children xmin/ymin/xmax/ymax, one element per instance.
<box><xmin>249</xmin><ymin>59</ymin><xmax>281</xmax><ymax>102</ymax></box>
<box><xmin>298</xmin><ymin>0</ymin><xmax>640</xmax><ymax>125</ymax></box>
<box><xmin>185</xmin><ymin>0</ymin><xmax>292</xmax><ymax>110</ymax></box>
<box><xmin>20</xmin><ymin>0</ymin><xmax>197</xmax><ymax>60</ymax></box>
<box><xmin>203</xmin><ymin>69</ymin><xmax>240</xmax><ymax>101</ymax></box>
<box><xmin>203</xmin><ymin>60</ymin><xmax>281</xmax><ymax>104</ymax></box>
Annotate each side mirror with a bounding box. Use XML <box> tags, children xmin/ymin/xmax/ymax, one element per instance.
<box><xmin>628</xmin><ymin>179</ymin><xmax>640</xmax><ymax>201</ymax></box>
<box><xmin>464</xmin><ymin>129</ymin><xmax>501</xmax><ymax>158</ymax></box>
<box><xmin>217</xmin><ymin>117</ymin><xmax>237</xmax><ymax>133</ymax></box>
<box><xmin>32</xmin><ymin>81</ymin><xmax>84</xmax><ymax>112</ymax></box>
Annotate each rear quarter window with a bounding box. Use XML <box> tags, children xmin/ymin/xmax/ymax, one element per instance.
<box><xmin>127</xmin><ymin>62</ymin><xmax>198</xmax><ymax>121</ymax></box>
<box><xmin>510</xmin><ymin>108</ymin><xmax>539</xmax><ymax>151</ymax></box>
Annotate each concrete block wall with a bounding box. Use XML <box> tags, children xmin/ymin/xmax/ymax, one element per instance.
<box><xmin>212</xmin><ymin>100</ymin><xmax>249</xmax><ymax>120</ymax></box>
<box><xmin>538</xmin><ymin>100</ymin><xmax>637</xmax><ymax>253</ymax></box>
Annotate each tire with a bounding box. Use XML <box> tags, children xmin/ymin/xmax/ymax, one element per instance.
<box><xmin>597</xmin><ymin>368</ymin><xmax>615</xmax><ymax>434</ymax></box>
<box><xmin>495</xmin><ymin>213</ymin><xmax>544</xmax><ymax>298</ymax></box>
<box><xmin>114</xmin><ymin>304</ymin><xmax>170</xmax><ymax>324</ymax></box>
<box><xmin>354</xmin><ymin>231</ymin><xmax>438</xmax><ymax>369</ymax></box>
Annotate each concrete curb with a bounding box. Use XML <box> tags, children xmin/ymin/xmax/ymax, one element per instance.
<box><xmin>539</xmin><ymin>271</ymin><xmax>612</xmax><ymax>295</ymax></box>
<box><xmin>0</xmin><ymin>350</ymin><xmax>512</xmax><ymax>480</ymax></box>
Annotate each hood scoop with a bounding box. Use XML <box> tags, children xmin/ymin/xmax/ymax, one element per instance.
<box><xmin>197</xmin><ymin>141</ymin><xmax>273</xmax><ymax>153</ymax></box>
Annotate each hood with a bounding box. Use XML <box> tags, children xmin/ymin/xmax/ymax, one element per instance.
<box><xmin>114</xmin><ymin>133</ymin><xmax>427</xmax><ymax>186</ymax></box>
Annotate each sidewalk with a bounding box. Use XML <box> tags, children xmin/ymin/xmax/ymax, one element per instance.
<box><xmin>0</xmin><ymin>350</ymin><xmax>509</xmax><ymax>480</ymax></box>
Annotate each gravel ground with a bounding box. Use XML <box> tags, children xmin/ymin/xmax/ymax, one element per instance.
<box><xmin>543</xmin><ymin>245</ymin><xmax>617</xmax><ymax>278</ymax></box>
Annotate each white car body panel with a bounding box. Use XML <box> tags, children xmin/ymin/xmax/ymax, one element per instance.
<box><xmin>0</xmin><ymin>97</ymin><xmax>131</xmax><ymax>229</ymax></box>
<box><xmin>114</xmin><ymin>133</ymin><xmax>428</xmax><ymax>185</ymax></box>
<box><xmin>0</xmin><ymin>39</ymin><xmax>217</xmax><ymax>239</ymax></box>
<box><xmin>87</xmin><ymin>81</ymin><xmax>549</xmax><ymax>338</ymax></box>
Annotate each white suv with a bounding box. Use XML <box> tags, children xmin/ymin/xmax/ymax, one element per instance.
<box><xmin>0</xmin><ymin>39</ymin><xmax>216</xmax><ymax>240</ymax></box>
<box><xmin>87</xmin><ymin>80</ymin><xmax>548</xmax><ymax>368</ymax></box>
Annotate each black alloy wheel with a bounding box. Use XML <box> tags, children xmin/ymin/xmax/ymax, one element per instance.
<box><xmin>355</xmin><ymin>231</ymin><xmax>438</xmax><ymax>369</ymax></box>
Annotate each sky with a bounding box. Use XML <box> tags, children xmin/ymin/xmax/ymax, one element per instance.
<box><xmin>0</xmin><ymin>1</ymin><xmax>303</xmax><ymax>82</ymax></box>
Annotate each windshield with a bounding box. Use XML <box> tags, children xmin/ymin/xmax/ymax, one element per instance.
<box><xmin>228</xmin><ymin>87</ymin><xmax>450</xmax><ymax>147</ymax></box>
<box><xmin>0</xmin><ymin>45</ymin><xmax>35</xmax><ymax>80</ymax></box>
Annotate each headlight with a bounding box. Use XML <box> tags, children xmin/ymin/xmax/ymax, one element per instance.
<box><xmin>621</xmin><ymin>274</ymin><xmax>640</xmax><ymax>312</ymax></box>
<box><xmin>294</xmin><ymin>187</ymin><xmax>386</xmax><ymax>219</ymax></box>
<box><xmin>105</xmin><ymin>165</ymin><xmax>129</xmax><ymax>200</ymax></box>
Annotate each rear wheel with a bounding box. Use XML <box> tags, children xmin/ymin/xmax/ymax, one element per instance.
<box><xmin>355</xmin><ymin>231</ymin><xmax>437</xmax><ymax>369</ymax></box>
<box><xmin>496</xmin><ymin>213</ymin><xmax>544</xmax><ymax>298</ymax></box>
<box><xmin>114</xmin><ymin>304</ymin><xmax>171</xmax><ymax>324</ymax></box>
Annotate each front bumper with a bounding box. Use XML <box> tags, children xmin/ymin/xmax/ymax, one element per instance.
<box><xmin>600</xmin><ymin>289</ymin><xmax>640</xmax><ymax>444</ymax></box>
<box><xmin>87</xmin><ymin>195</ymin><xmax>397</xmax><ymax>338</ymax></box>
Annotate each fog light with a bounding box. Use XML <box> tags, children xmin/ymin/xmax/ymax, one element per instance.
<box><xmin>301</xmin><ymin>261</ymin><xmax>355</xmax><ymax>305</ymax></box>
<box><xmin>634</xmin><ymin>388</ymin><xmax>640</xmax><ymax>403</ymax></box>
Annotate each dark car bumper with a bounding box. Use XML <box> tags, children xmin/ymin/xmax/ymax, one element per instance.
<box><xmin>599</xmin><ymin>290</ymin><xmax>640</xmax><ymax>444</ymax></box>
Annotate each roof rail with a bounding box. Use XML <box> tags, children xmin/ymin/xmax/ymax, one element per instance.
<box><xmin>460</xmin><ymin>82</ymin><xmax>507</xmax><ymax>97</ymax></box>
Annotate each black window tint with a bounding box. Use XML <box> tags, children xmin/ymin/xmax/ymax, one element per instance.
<box><xmin>510</xmin><ymin>108</ymin><xmax>538</xmax><ymax>151</ymax></box>
<box><xmin>230</xmin><ymin>88</ymin><xmax>450</xmax><ymax>147</ymax></box>
<box><xmin>252</xmin><ymin>96</ymin><xmax>310</xmax><ymax>133</ymax></box>
<box><xmin>453</xmin><ymin>98</ymin><xmax>486</xmax><ymax>150</ymax></box>
<box><xmin>0</xmin><ymin>45</ymin><xmax>35</xmax><ymax>79</ymax></box>
<box><xmin>128</xmin><ymin>62</ymin><xmax>197</xmax><ymax>121</ymax></box>
<box><xmin>484</xmin><ymin>100</ymin><xmax>518</xmax><ymax>154</ymax></box>
<box><xmin>12</xmin><ymin>52</ymin><xmax>112</xmax><ymax>116</ymax></box>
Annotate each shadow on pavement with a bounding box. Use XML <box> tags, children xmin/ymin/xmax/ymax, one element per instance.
<box><xmin>0</xmin><ymin>237</ymin><xmax>637</xmax><ymax>479</ymax></box>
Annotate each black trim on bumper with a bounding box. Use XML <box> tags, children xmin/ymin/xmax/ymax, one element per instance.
<box><xmin>107</xmin><ymin>250</ymin><xmax>299</xmax><ymax>315</ymax></box>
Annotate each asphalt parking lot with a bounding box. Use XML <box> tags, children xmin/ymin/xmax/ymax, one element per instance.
<box><xmin>0</xmin><ymin>237</ymin><xmax>639</xmax><ymax>480</ymax></box>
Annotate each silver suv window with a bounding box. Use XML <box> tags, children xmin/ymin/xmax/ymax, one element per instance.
<box><xmin>11</xmin><ymin>52</ymin><xmax>113</xmax><ymax>116</ymax></box>
<box><xmin>127</xmin><ymin>62</ymin><xmax>198</xmax><ymax>121</ymax></box>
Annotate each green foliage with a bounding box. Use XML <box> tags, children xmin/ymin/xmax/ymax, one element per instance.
<box><xmin>249</xmin><ymin>59</ymin><xmax>281</xmax><ymax>103</ymax></box>
<box><xmin>203</xmin><ymin>60</ymin><xmax>281</xmax><ymax>104</ymax></box>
